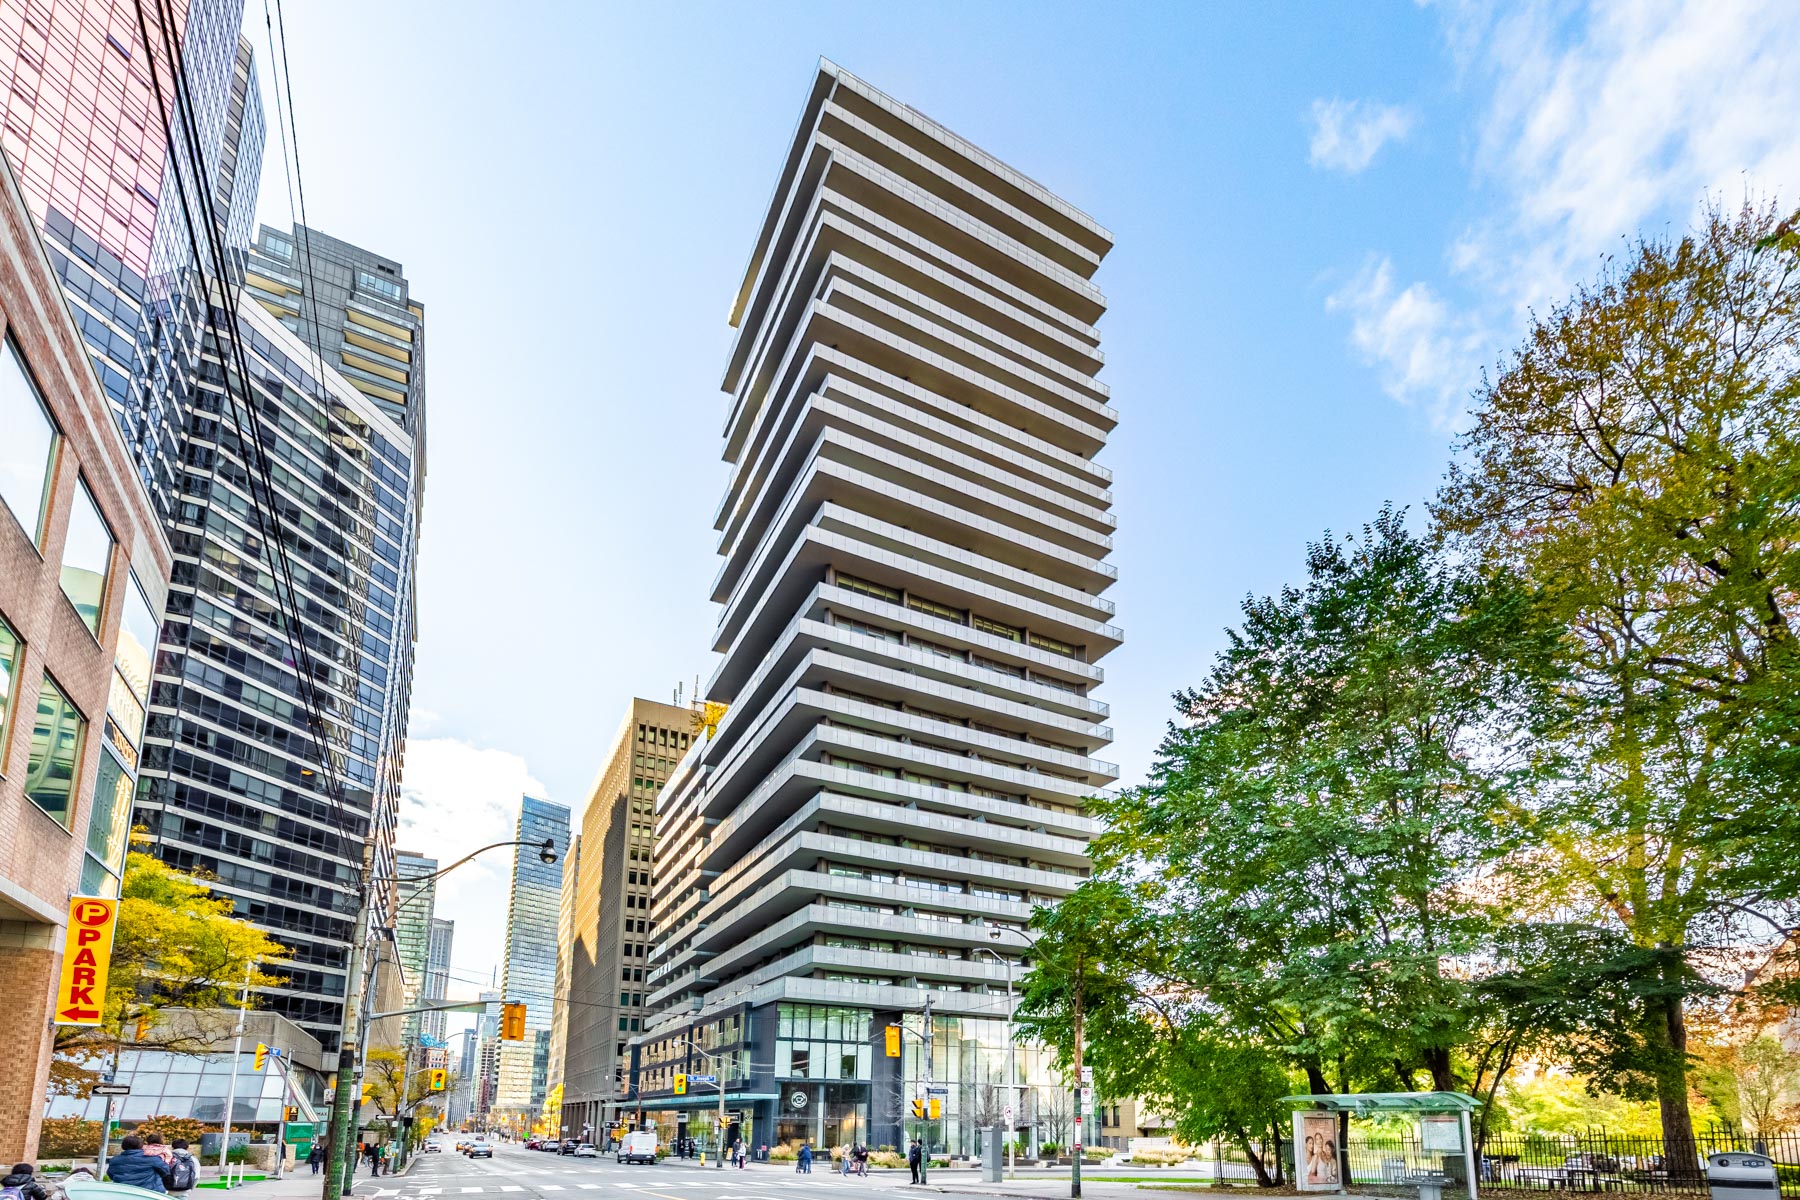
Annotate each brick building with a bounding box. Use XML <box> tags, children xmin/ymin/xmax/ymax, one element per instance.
<box><xmin>0</xmin><ymin>146</ymin><xmax>172</xmax><ymax>1157</ymax></box>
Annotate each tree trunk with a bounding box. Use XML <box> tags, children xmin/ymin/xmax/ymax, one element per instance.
<box><xmin>1240</xmin><ymin>1134</ymin><xmax>1274</xmax><ymax>1187</ymax></box>
<box><xmin>1652</xmin><ymin>978</ymin><xmax>1699</xmax><ymax>1186</ymax></box>
<box><xmin>1423</xmin><ymin>1046</ymin><xmax>1454</xmax><ymax>1093</ymax></box>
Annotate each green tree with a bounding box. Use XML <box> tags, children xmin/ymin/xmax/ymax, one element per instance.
<box><xmin>54</xmin><ymin>853</ymin><xmax>287</xmax><ymax>1088</ymax></box>
<box><xmin>1102</xmin><ymin>509</ymin><xmax>1558</xmax><ymax>1089</ymax></box>
<box><xmin>1435</xmin><ymin>200</ymin><xmax>1800</xmax><ymax>1162</ymax></box>
<box><xmin>365</xmin><ymin>1047</ymin><xmax>448</xmax><ymax>1140</ymax></box>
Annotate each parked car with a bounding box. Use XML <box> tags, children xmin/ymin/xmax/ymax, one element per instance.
<box><xmin>467</xmin><ymin>1141</ymin><xmax>494</xmax><ymax>1159</ymax></box>
<box><xmin>558</xmin><ymin>1140</ymin><xmax>578</xmax><ymax>1156</ymax></box>
<box><xmin>617</xmin><ymin>1131</ymin><xmax>658</xmax><ymax>1165</ymax></box>
<box><xmin>524</xmin><ymin>1138</ymin><xmax>541</xmax><ymax>1150</ymax></box>
<box><xmin>573</xmin><ymin>1145</ymin><xmax>599</xmax><ymax>1159</ymax></box>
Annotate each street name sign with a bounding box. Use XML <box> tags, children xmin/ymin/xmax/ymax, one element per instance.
<box><xmin>689</xmin><ymin>1073</ymin><xmax>718</xmax><ymax>1084</ymax></box>
<box><xmin>926</xmin><ymin>1086</ymin><xmax>949</xmax><ymax>1095</ymax></box>
<box><xmin>54</xmin><ymin>896</ymin><xmax>119</xmax><ymax>1026</ymax></box>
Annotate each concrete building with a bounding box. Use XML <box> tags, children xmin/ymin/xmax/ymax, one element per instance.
<box><xmin>559</xmin><ymin>700</ymin><xmax>693</xmax><ymax>1141</ymax></box>
<box><xmin>495</xmin><ymin>796</ymin><xmax>570</xmax><ymax>1119</ymax></box>
<box><xmin>546</xmin><ymin>832</ymin><xmax>577</xmax><ymax>1124</ymax></box>
<box><xmin>631</xmin><ymin>60</ymin><xmax>1118</xmax><ymax>1158</ymax></box>
<box><xmin>0</xmin><ymin>143</ymin><xmax>174</xmax><ymax>1160</ymax></box>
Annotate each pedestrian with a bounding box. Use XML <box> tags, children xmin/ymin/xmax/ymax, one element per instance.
<box><xmin>107</xmin><ymin>1137</ymin><xmax>174</xmax><ymax>1193</ymax></box>
<box><xmin>908</xmin><ymin>1138</ymin><xmax>923</xmax><ymax>1184</ymax></box>
<box><xmin>2</xmin><ymin>1162</ymin><xmax>50</xmax><ymax>1200</ymax></box>
<box><xmin>855</xmin><ymin>1143</ymin><xmax>869</xmax><ymax>1178</ymax></box>
<box><xmin>167</xmin><ymin>1140</ymin><xmax>199</xmax><ymax>1197</ymax></box>
<box><xmin>308</xmin><ymin>1144</ymin><xmax>324</xmax><ymax>1176</ymax></box>
<box><xmin>142</xmin><ymin>1134</ymin><xmax>175</xmax><ymax>1168</ymax></box>
<box><xmin>797</xmin><ymin>1142</ymin><xmax>812</xmax><ymax>1174</ymax></box>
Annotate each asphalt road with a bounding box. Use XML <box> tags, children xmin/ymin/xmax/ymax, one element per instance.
<box><xmin>355</xmin><ymin>1142</ymin><xmax>919</xmax><ymax>1200</ymax></box>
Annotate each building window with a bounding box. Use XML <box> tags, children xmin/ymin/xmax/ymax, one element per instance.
<box><xmin>0</xmin><ymin>616</ymin><xmax>17</xmax><ymax>768</ymax></box>
<box><xmin>264</xmin><ymin>233</ymin><xmax>293</xmax><ymax>260</ymax></box>
<box><xmin>85</xmin><ymin>747</ymin><xmax>132</xmax><ymax>891</ymax></box>
<box><xmin>60</xmin><ymin>480</ymin><xmax>113</xmax><ymax>637</ymax></box>
<box><xmin>25</xmin><ymin>674</ymin><xmax>84</xmax><ymax>826</ymax></box>
<box><xmin>0</xmin><ymin>338</ymin><xmax>58</xmax><ymax>548</ymax></box>
<box><xmin>358</xmin><ymin>270</ymin><xmax>403</xmax><ymax>302</ymax></box>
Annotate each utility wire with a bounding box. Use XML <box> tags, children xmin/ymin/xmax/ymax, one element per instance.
<box><xmin>131</xmin><ymin>0</ymin><xmax>368</xmax><ymax>895</ymax></box>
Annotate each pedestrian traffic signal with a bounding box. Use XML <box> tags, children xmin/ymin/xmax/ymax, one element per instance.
<box><xmin>673</xmin><ymin>1072</ymin><xmax>687</xmax><ymax>1096</ymax></box>
<box><xmin>284</xmin><ymin>1106</ymin><xmax>298</xmax><ymax>1122</ymax></box>
<box><xmin>253</xmin><ymin>1043</ymin><xmax>268</xmax><ymax>1070</ymax></box>
<box><xmin>885</xmin><ymin>1024</ymin><xmax>900</xmax><ymax>1057</ymax></box>
<box><xmin>500</xmin><ymin>1002</ymin><xmax>527</xmax><ymax>1041</ymax></box>
<box><xmin>429</xmin><ymin>1068</ymin><xmax>447</xmax><ymax>1091</ymax></box>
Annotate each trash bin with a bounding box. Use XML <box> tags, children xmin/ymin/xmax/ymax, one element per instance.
<box><xmin>1707</xmin><ymin>1152</ymin><xmax>1779</xmax><ymax>1200</ymax></box>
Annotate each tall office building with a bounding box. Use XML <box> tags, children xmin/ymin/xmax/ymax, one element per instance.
<box><xmin>0</xmin><ymin>0</ymin><xmax>260</xmax><ymax>523</ymax></box>
<box><xmin>546</xmin><ymin>832</ymin><xmax>577</xmax><ymax>1118</ymax></box>
<box><xmin>424</xmin><ymin>916</ymin><xmax>455</xmax><ymax>1050</ymax></box>
<box><xmin>559</xmin><ymin>700</ymin><xmax>693</xmax><ymax>1140</ymax></box>
<box><xmin>496</xmin><ymin>796</ymin><xmax>570</xmax><ymax>1117</ymax></box>
<box><xmin>135</xmin><ymin>277</ymin><xmax>426</xmax><ymax>1052</ymax></box>
<box><xmin>394</xmin><ymin>852</ymin><xmax>438</xmax><ymax>1045</ymax></box>
<box><xmin>633</xmin><ymin>61</ymin><xmax>1118</xmax><ymax>1156</ymax></box>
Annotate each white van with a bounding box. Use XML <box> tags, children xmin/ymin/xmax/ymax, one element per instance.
<box><xmin>617</xmin><ymin>1131</ymin><xmax>658</xmax><ymax>1165</ymax></box>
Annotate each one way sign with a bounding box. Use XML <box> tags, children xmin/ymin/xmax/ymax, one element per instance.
<box><xmin>54</xmin><ymin>897</ymin><xmax>119</xmax><ymax>1026</ymax></box>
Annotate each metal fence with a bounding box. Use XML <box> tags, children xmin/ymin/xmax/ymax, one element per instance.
<box><xmin>1337</xmin><ymin>1130</ymin><xmax>1800</xmax><ymax>1197</ymax></box>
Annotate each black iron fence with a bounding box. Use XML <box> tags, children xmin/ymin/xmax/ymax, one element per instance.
<box><xmin>1337</xmin><ymin>1130</ymin><xmax>1800</xmax><ymax>1196</ymax></box>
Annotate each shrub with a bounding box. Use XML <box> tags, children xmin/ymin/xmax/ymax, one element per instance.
<box><xmin>1130</xmin><ymin>1147</ymin><xmax>1193</xmax><ymax>1166</ymax></box>
<box><xmin>870</xmin><ymin>1150</ymin><xmax>906</xmax><ymax>1169</ymax></box>
<box><xmin>38</xmin><ymin>1118</ymin><xmax>103</xmax><ymax>1157</ymax></box>
<box><xmin>1039</xmin><ymin>1142</ymin><xmax>1061</xmax><ymax>1157</ymax></box>
<box><xmin>769</xmin><ymin>1142</ymin><xmax>799</xmax><ymax>1161</ymax></box>
<box><xmin>135</xmin><ymin>1116</ymin><xmax>216</xmax><ymax>1146</ymax></box>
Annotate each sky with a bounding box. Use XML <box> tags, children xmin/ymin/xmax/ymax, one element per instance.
<box><xmin>240</xmin><ymin>0</ymin><xmax>1800</xmax><ymax>1041</ymax></box>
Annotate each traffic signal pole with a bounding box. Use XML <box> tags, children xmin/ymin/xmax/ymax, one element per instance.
<box><xmin>921</xmin><ymin>993</ymin><xmax>933</xmax><ymax>1188</ymax></box>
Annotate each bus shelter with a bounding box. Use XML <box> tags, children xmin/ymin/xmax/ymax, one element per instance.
<box><xmin>1284</xmin><ymin>1091</ymin><xmax>1481</xmax><ymax>1200</ymax></box>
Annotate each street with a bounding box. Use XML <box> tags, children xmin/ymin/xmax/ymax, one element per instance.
<box><xmin>351</xmin><ymin>1142</ymin><xmax>924</xmax><ymax>1200</ymax></box>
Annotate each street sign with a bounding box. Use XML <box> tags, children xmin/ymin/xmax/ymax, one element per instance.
<box><xmin>926</xmin><ymin>1086</ymin><xmax>948</xmax><ymax>1096</ymax></box>
<box><xmin>689</xmin><ymin>1073</ymin><xmax>718</xmax><ymax>1084</ymax></box>
<box><xmin>1004</xmin><ymin>1105</ymin><xmax>1015</xmax><ymax>1127</ymax></box>
<box><xmin>1077</xmin><ymin>1087</ymin><xmax>1093</xmax><ymax>1107</ymax></box>
<box><xmin>92</xmin><ymin>1084</ymin><xmax>130</xmax><ymax>1096</ymax></box>
<box><xmin>1080</xmin><ymin>1066</ymin><xmax>1094</xmax><ymax>1085</ymax></box>
<box><xmin>54</xmin><ymin>896</ymin><xmax>119</xmax><ymax>1026</ymax></box>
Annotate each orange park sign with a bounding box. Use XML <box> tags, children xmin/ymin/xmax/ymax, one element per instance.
<box><xmin>55</xmin><ymin>896</ymin><xmax>120</xmax><ymax>1026</ymax></box>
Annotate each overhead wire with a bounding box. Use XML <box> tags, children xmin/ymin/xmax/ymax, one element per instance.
<box><xmin>130</xmin><ymin>0</ymin><xmax>369</xmax><ymax>896</ymax></box>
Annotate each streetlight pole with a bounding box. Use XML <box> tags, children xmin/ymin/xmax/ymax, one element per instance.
<box><xmin>989</xmin><ymin>925</ymin><xmax>1081</xmax><ymax>1199</ymax></box>
<box><xmin>218</xmin><ymin>960</ymin><xmax>254</xmax><ymax>1177</ymax></box>
<box><xmin>322</xmin><ymin>838</ymin><xmax>557</xmax><ymax>1200</ymax></box>
<box><xmin>975</xmin><ymin>945</ymin><xmax>1017</xmax><ymax>1181</ymax></box>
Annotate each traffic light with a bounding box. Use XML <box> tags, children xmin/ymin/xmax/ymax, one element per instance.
<box><xmin>673</xmin><ymin>1073</ymin><xmax>687</xmax><ymax>1096</ymax></box>
<box><xmin>500</xmin><ymin>1002</ymin><xmax>527</xmax><ymax>1041</ymax></box>
<box><xmin>929</xmin><ymin>1097</ymin><xmax>941</xmax><ymax>1120</ymax></box>
<box><xmin>910</xmin><ymin>1099</ymin><xmax>925</xmax><ymax>1118</ymax></box>
<box><xmin>429</xmin><ymin>1068</ymin><xmax>447</xmax><ymax>1091</ymax></box>
<box><xmin>252</xmin><ymin>1043</ymin><xmax>268</xmax><ymax>1070</ymax></box>
<box><xmin>884</xmin><ymin>1025</ymin><xmax>900</xmax><ymax>1057</ymax></box>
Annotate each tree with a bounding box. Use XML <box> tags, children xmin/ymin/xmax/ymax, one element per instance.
<box><xmin>364</xmin><ymin>1047</ymin><xmax>445</xmax><ymax>1136</ymax></box>
<box><xmin>1093</xmin><ymin>510</ymin><xmax>1558</xmax><ymax>1087</ymax></box>
<box><xmin>1435</xmin><ymin>200</ymin><xmax>1800</xmax><ymax>1163</ymax></box>
<box><xmin>54</xmin><ymin>853</ymin><xmax>287</xmax><ymax>1087</ymax></box>
<box><xmin>1736</xmin><ymin>1037</ymin><xmax>1800</xmax><ymax>1137</ymax></box>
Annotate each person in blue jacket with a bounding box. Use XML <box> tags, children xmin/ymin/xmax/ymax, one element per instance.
<box><xmin>106</xmin><ymin>1137</ymin><xmax>174</xmax><ymax>1193</ymax></box>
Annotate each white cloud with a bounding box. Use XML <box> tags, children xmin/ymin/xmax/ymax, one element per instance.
<box><xmin>1331</xmin><ymin>0</ymin><xmax>1800</xmax><ymax>422</ymax></box>
<box><xmin>396</xmin><ymin>738</ymin><xmax>551</xmax><ymax>992</ymax></box>
<box><xmin>1327</xmin><ymin>256</ymin><xmax>1488</xmax><ymax>431</ymax></box>
<box><xmin>1308</xmin><ymin>98</ymin><xmax>1417</xmax><ymax>173</ymax></box>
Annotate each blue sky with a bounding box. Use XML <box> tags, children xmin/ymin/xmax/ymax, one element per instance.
<box><xmin>245</xmin><ymin>1</ymin><xmax>1800</xmax><ymax>1005</ymax></box>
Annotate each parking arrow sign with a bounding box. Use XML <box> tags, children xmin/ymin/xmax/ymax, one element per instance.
<box><xmin>54</xmin><ymin>897</ymin><xmax>119</xmax><ymax>1028</ymax></box>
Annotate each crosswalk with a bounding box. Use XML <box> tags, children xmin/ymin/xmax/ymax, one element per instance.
<box><xmin>375</xmin><ymin>1181</ymin><xmax>791</xmax><ymax>1195</ymax></box>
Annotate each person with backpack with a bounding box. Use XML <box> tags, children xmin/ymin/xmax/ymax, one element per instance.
<box><xmin>2</xmin><ymin>1162</ymin><xmax>50</xmax><ymax>1200</ymax></box>
<box><xmin>167</xmin><ymin>1139</ymin><xmax>199</xmax><ymax>1196</ymax></box>
<box><xmin>107</xmin><ymin>1136</ymin><xmax>174</xmax><ymax>1193</ymax></box>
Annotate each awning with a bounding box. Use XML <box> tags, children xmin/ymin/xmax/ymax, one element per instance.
<box><xmin>1280</xmin><ymin>1091</ymin><xmax>1482</xmax><ymax>1113</ymax></box>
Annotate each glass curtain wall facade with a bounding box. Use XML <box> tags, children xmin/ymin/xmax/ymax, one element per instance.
<box><xmin>631</xmin><ymin>60</ymin><xmax>1118</xmax><ymax>1158</ymax></box>
<box><xmin>394</xmin><ymin>851</ymin><xmax>437</xmax><ymax>1046</ymax></box>
<box><xmin>559</xmin><ymin>700</ymin><xmax>692</xmax><ymax>1143</ymax></box>
<box><xmin>495</xmin><ymin>796</ymin><xmax>570</xmax><ymax>1119</ymax></box>
<box><xmin>424</xmin><ymin>916</ymin><xmax>454</xmax><ymax>1053</ymax></box>
<box><xmin>135</xmin><ymin>289</ymin><xmax>422</xmax><ymax>1053</ymax></box>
